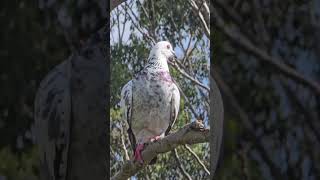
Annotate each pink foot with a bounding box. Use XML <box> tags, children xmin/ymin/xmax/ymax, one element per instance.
<box><xmin>134</xmin><ymin>144</ymin><xmax>144</xmax><ymax>164</ymax></box>
<box><xmin>150</xmin><ymin>136</ymin><xmax>162</xmax><ymax>142</ymax></box>
<box><xmin>150</xmin><ymin>135</ymin><xmax>162</xmax><ymax>142</ymax></box>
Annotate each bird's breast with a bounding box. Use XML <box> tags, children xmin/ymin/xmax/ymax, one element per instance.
<box><xmin>131</xmin><ymin>76</ymin><xmax>173</xmax><ymax>132</ymax></box>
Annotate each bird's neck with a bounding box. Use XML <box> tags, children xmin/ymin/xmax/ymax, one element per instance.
<box><xmin>146</xmin><ymin>51</ymin><xmax>170</xmax><ymax>72</ymax></box>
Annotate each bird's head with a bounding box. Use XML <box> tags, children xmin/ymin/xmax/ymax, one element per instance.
<box><xmin>150</xmin><ymin>41</ymin><xmax>177</xmax><ymax>62</ymax></box>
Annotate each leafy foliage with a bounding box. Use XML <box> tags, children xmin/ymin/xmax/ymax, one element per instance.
<box><xmin>110</xmin><ymin>0</ymin><xmax>210</xmax><ymax>179</ymax></box>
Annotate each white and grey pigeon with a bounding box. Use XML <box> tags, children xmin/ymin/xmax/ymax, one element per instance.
<box><xmin>120</xmin><ymin>41</ymin><xmax>180</xmax><ymax>164</ymax></box>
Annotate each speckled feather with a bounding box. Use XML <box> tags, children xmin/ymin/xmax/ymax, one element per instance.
<box><xmin>120</xmin><ymin>41</ymin><xmax>180</xmax><ymax>153</ymax></box>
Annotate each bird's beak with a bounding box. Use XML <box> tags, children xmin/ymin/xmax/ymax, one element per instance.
<box><xmin>171</xmin><ymin>50</ymin><xmax>177</xmax><ymax>59</ymax></box>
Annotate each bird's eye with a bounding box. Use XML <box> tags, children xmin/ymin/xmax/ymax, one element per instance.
<box><xmin>166</xmin><ymin>44</ymin><xmax>170</xmax><ymax>49</ymax></box>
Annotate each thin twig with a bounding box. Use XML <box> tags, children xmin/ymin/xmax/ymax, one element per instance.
<box><xmin>181</xmin><ymin>33</ymin><xmax>194</xmax><ymax>63</ymax></box>
<box><xmin>137</xmin><ymin>0</ymin><xmax>150</xmax><ymax>20</ymax></box>
<box><xmin>120</xmin><ymin>124</ymin><xmax>130</xmax><ymax>161</ymax></box>
<box><xmin>202</xmin><ymin>0</ymin><xmax>210</xmax><ymax>18</ymax></box>
<box><xmin>169</xmin><ymin>60</ymin><xmax>210</xmax><ymax>91</ymax></box>
<box><xmin>172</xmin><ymin>79</ymin><xmax>198</xmax><ymax>117</ymax></box>
<box><xmin>173</xmin><ymin>149</ymin><xmax>193</xmax><ymax>180</ymax></box>
<box><xmin>116</xmin><ymin>8</ymin><xmax>122</xmax><ymax>45</ymax></box>
<box><xmin>123</xmin><ymin>2</ymin><xmax>156</xmax><ymax>45</ymax></box>
<box><xmin>119</xmin><ymin>3</ymin><xmax>129</xmax><ymax>43</ymax></box>
<box><xmin>188</xmin><ymin>0</ymin><xmax>210</xmax><ymax>37</ymax></box>
<box><xmin>149</xmin><ymin>0</ymin><xmax>157</xmax><ymax>41</ymax></box>
<box><xmin>183</xmin><ymin>38</ymin><xmax>200</xmax><ymax>64</ymax></box>
<box><xmin>184</xmin><ymin>144</ymin><xmax>210</xmax><ymax>175</ymax></box>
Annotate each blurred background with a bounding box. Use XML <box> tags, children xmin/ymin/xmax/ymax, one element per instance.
<box><xmin>0</xmin><ymin>0</ymin><xmax>106</xmax><ymax>179</ymax></box>
<box><xmin>0</xmin><ymin>1</ymin><xmax>68</xmax><ymax>180</ymax></box>
<box><xmin>212</xmin><ymin>0</ymin><xmax>320</xmax><ymax>180</ymax></box>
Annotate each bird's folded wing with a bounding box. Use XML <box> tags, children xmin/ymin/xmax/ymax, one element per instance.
<box><xmin>165</xmin><ymin>84</ymin><xmax>180</xmax><ymax>135</ymax></box>
<box><xmin>120</xmin><ymin>80</ymin><xmax>136</xmax><ymax>151</ymax></box>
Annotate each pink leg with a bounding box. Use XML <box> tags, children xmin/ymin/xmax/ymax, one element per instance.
<box><xmin>134</xmin><ymin>144</ymin><xmax>144</xmax><ymax>164</ymax></box>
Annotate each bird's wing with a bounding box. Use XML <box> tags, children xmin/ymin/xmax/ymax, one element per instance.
<box><xmin>165</xmin><ymin>83</ymin><xmax>180</xmax><ymax>135</ymax></box>
<box><xmin>34</xmin><ymin>58</ymin><xmax>72</xmax><ymax>180</ymax></box>
<box><xmin>120</xmin><ymin>80</ymin><xmax>136</xmax><ymax>151</ymax></box>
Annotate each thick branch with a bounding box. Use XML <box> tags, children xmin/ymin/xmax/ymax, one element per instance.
<box><xmin>111</xmin><ymin>120</ymin><xmax>209</xmax><ymax>180</ymax></box>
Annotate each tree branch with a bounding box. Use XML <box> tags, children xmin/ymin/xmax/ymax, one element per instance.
<box><xmin>123</xmin><ymin>2</ymin><xmax>156</xmax><ymax>46</ymax></box>
<box><xmin>120</xmin><ymin>124</ymin><xmax>130</xmax><ymax>161</ymax></box>
<box><xmin>211</xmin><ymin>5</ymin><xmax>320</xmax><ymax>96</ymax></box>
<box><xmin>188</xmin><ymin>0</ymin><xmax>210</xmax><ymax>37</ymax></box>
<box><xmin>173</xmin><ymin>149</ymin><xmax>193</xmax><ymax>180</ymax></box>
<box><xmin>111</xmin><ymin>120</ymin><xmax>209</xmax><ymax>180</ymax></box>
<box><xmin>169</xmin><ymin>60</ymin><xmax>210</xmax><ymax>91</ymax></box>
<box><xmin>184</xmin><ymin>144</ymin><xmax>210</xmax><ymax>175</ymax></box>
<box><xmin>173</xmin><ymin>79</ymin><xmax>199</xmax><ymax>117</ymax></box>
<box><xmin>212</xmin><ymin>69</ymin><xmax>285</xmax><ymax>179</ymax></box>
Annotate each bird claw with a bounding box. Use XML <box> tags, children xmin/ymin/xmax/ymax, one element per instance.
<box><xmin>150</xmin><ymin>135</ymin><xmax>162</xmax><ymax>142</ymax></box>
<box><xmin>190</xmin><ymin>119</ymin><xmax>206</xmax><ymax>131</ymax></box>
<box><xmin>142</xmin><ymin>135</ymin><xmax>162</xmax><ymax>152</ymax></box>
<box><xmin>133</xmin><ymin>136</ymin><xmax>163</xmax><ymax>164</ymax></box>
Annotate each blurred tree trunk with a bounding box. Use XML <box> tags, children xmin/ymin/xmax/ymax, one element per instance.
<box><xmin>36</xmin><ymin>1</ymin><xmax>123</xmax><ymax>179</ymax></box>
<box><xmin>66</xmin><ymin>30</ymin><xmax>107</xmax><ymax>180</ymax></box>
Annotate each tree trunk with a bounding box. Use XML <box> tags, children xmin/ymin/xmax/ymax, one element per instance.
<box><xmin>66</xmin><ymin>30</ymin><xmax>108</xmax><ymax>180</ymax></box>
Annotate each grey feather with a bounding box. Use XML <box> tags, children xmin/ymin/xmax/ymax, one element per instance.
<box><xmin>165</xmin><ymin>84</ymin><xmax>180</xmax><ymax>135</ymax></box>
<box><xmin>120</xmin><ymin>41</ymin><xmax>180</xmax><ymax>151</ymax></box>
